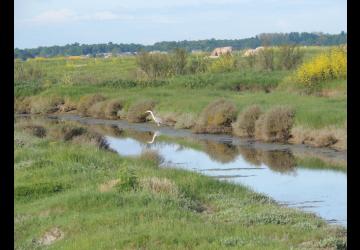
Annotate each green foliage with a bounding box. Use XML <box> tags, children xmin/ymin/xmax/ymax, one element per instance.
<box><xmin>14</xmin><ymin>32</ymin><xmax>347</xmax><ymax>59</ymax></box>
<box><xmin>258</xmin><ymin>47</ymin><xmax>275</xmax><ymax>71</ymax></box>
<box><xmin>117</xmin><ymin>167</ymin><xmax>139</xmax><ymax>191</ymax></box>
<box><xmin>210</xmin><ymin>54</ymin><xmax>237</xmax><ymax>73</ymax></box>
<box><xmin>278</xmin><ymin>45</ymin><xmax>304</xmax><ymax>70</ymax></box>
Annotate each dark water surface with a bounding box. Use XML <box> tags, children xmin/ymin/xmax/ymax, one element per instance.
<box><xmin>17</xmin><ymin>115</ymin><xmax>347</xmax><ymax>227</ymax></box>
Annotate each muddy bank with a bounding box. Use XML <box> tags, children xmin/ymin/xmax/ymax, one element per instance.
<box><xmin>26</xmin><ymin>114</ymin><xmax>346</xmax><ymax>164</ymax></box>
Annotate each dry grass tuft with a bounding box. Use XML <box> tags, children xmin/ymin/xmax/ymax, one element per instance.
<box><xmin>58</xmin><ymin>97</ymin><xmax>77</xmax><ymax>113</ymax></box>
<box><xmin>290</xmin><ymin>126</ymin><xmax>346</xmax><ymax>150</ymax></box>
<box><xmin>194</xmin><ymin>99</ymin><xmax>237</xmax><ymax>134</ymax></box>
<box><xmin>255</xmin><ymin>106</ymin><xmax>295</xmax><ymax>142</ymax></box>
<box><xmin>14</xmin><ymin>97</ymin><xmax>32</xmax><ymax>114</ymax></box>
<box><xmin>127</xmin><ymin>100</ymin><xmax>156</xmax><ymax>123</ymax></box>
<box><xmin>139</xmin><ymin>177</ymin><xmax>179</xmax><ymax>196</ymax></box>
<box><xmin>175</xmin><ymin>113</ymin><xmax>197</xmax><ymax>129</ymax></box>
<box><xmin>233</xmin><ymin>105</ymin><xmax>262</xmax><ymax>137</ymax></box>
<box><xmin>87</xmin><ymin>101</ymin><xmax>108</xmax><ymax>118</ymax></box>
<box><xmin>139</xmin><ymin>150</ymin><xmax>164</xmax><ymax>165</ymax></box>
<box><xmin>104</xmin><ymin>99</ymin><xmax>123</xmax><ymax>119</ymax></box>
<box><xmin>77</xmin><ymin>94</ymin><xmax>106</xmax><ymax>116</ymax></box>
<box><xmin>30</xmin><ymin>96</ymin><xmax>64</xmax><ymax>114</ymax></box>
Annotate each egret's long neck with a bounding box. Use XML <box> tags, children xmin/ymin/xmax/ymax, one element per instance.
<box><xmin>147</xmin><ymin>111</ymin><xmax>156</xmax><ymax>121</ymax></box>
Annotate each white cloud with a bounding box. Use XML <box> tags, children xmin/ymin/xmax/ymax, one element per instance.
<box><xmin>27</xmin><ymin>9</ymin><xmax>131</xmax><ymax>24</ymax></box>
<box><xmin>31</xmin><ymin>9</ymin><xmax>76</xmax><ymax>23</ymax></box>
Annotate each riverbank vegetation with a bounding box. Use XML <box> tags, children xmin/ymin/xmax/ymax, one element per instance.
<box><xmin>14</xmin><ymin>45</ymin><xmax>347</xmax><ymax>150</ymax></box>
<box><xmin>14</xmin><ymin>118</ymin><xmax>346</xmax><ymax>249</ymax></box>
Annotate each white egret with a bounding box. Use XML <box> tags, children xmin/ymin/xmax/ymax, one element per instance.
<box><xmin>145</xmin><ymin>110</ymin><xmax>162</xmax><ymax>126</ymax></box>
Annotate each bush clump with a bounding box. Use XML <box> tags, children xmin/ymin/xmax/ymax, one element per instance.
<box><xmin>23</xmin><ymin>125</ymin><xmax>47</xmax><ymax>138</ymax></box>
<box><xmin>194</xmin><ymin>99</ymin><xmax>237</xmax><ymax>134</ymax></box>
<box><xmin>87</xmin><ymin>101</ymin><xmax>108</xmax><ymax>118</ymax></box>
<box><xmin>126</xmin><ymin>100</ymin><xmax>156</xmax><ymax>123</ymax></box>
<box><xmin>116</xmin><ymin>167</ymin><xmax>138</xmax><ymax>191</ymax></box>
<box><xmin>232</xmin><ymin>105</ymin><xmax>262</xmax><ymax>137</ymax></box>
<box><xmin>14</xmin><ymin>97</ymin><xmax>32</xmax><ymax>114</ymax></box>
<box><xmin>104</xmin><ymin>99</ymin><xmax>123</xmax><ymax>119</ymax></box>
<box><xmin>255</xmin><ymin>106</ymin><xmax>295</xmax><ymax>142</ymax></box>
<box><xmin>77</xmin><ymin>94</ymin><xmax>106</xmax><ymax>116</ymax></box>
<box><xmin>30</xmin><ymin>96</ymin><xmax>64</xmax><ymax>114</ymax></box>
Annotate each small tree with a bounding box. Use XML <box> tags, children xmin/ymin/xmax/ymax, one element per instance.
<box><xmin>171</xmin><ymin>48</ymin><xmax>188</xmax><ymax>75</ymax></box>
<box><xmin>278</xmin><ymin>44</ymin><xmax>304</xmax><ymax>70</ymax></box>
<box><xmin>258</xmin><ymin>47</ymin><xmax>275</xmax><ymax>71</ymax></box>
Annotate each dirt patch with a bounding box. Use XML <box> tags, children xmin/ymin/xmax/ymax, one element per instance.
<box><xmin>99</xmin><ymin>179</ymin><xmax>120</xmax><ymax>192</ymax></box>
<box><xmin>38</xmin><ymin>227</ymin><xmax>64</xmax><ymax>246</ymax></box>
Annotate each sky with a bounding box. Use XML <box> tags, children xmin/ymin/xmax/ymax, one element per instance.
<box><xmin>14</xmin><ymin>0</ymin><xmax>347</xmax><ymax>49</ymax></box>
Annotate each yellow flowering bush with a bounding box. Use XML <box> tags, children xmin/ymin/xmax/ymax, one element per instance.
<box><xmin>295</xmin><ymin>48</ymin><xmax>346</xmax><ymax>87</ymax></box>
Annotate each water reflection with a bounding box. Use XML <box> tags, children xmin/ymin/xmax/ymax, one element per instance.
<box><xmin>104</xmin><ymin>128</ymin><xmax>346</xmax><ymax>226</ymax></box>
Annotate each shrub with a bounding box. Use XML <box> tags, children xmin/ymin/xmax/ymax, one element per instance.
<box><xmin>278</xmin><ymin>45</ymin><xmax>304</xmax><ymax>70</ymax></box>
<box><xmin>77</xmin><ymin>94</ymin><xmax>106</xmax><ymax>116</ymax></box>
<box><xmin>186</xmin><ymin>56</ymin><xmax>210</xmax><ymax>74</ymax></box>
<box><xmin>30</xmin><ymin>96</ymin><xmax>64</xmax><ymax>114</ymax></box>
<box><xmin>116</xmin><ymin>167</ymin><xmax>138</xmax><ymax>191</ymax></box>
<box><xmin>232</xmin><ymin>105</ymin><xmax>262</xmax><ymax>137</ymax></box>
<box><xmin>14</xmin><ymin>97</ymin><xmax>32</xmax><ymax>114</ymax></box>
<box><xmin>104</xmin><ymin>99</ymin><xmax>124</xmax><ymax>119</ymax></box>
<box><xmin>23</xmin><ymin>125</ymin><xmax>47</xmax><ymax>138</ymax></box>
<box><xmin>255</xmin><ymin>106</ymin><xmax>295</xmax><ymax>142</ymax></box>
<box><xmin>87</xmin><ymin>101</ymin><xmax>108</xmax><ymax>118</ymax></box>
<box><xmin>258</xmin><ymin>47</ymin><xmax>275</xmax><ymax>71</ymax></box>
<box><xmin>194</xmin><ymin>99</ymin><xmax>237</xmax><ymax>134</ymax></box>
<box><xmin>175</xmin><ymin>113</ymin><xmax>197</xmax><ymax>129</ymax></box>
<box><xmin>210</xmin><ymin>54</ymin><xmax>236</xmax><ymax>73</ymax></box>
<box><xmin>127</xmin><ymin>100</ymin><xmax>156</xmax><ymax>123</ymax></box>
<box><xmin>294</xmin><ymin>47</ymin><xmax>347</xmax><ymax>92</ymax></box>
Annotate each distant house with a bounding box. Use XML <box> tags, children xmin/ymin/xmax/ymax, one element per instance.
<box><xmin>243</xmin><ymin>46</ymin><xmax>264</xmax><ymax>57</ymax></box>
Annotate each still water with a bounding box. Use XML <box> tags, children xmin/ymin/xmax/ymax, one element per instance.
<box><xmin>105</xmin><ymin>131</ymin><xmax>346</xmax><ymax>227</ymax></box>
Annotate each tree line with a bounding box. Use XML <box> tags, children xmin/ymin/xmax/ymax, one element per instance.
<box><xmin>14</xmin><ymin>32</ymin><xmax>346</xmax><ymax>60</ymax></box>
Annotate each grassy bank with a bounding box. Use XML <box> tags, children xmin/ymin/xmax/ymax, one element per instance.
<box><xmin>14</xmin><ymin>121</ymin><xmax>346</xmax><ymax>249</ymax></box>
